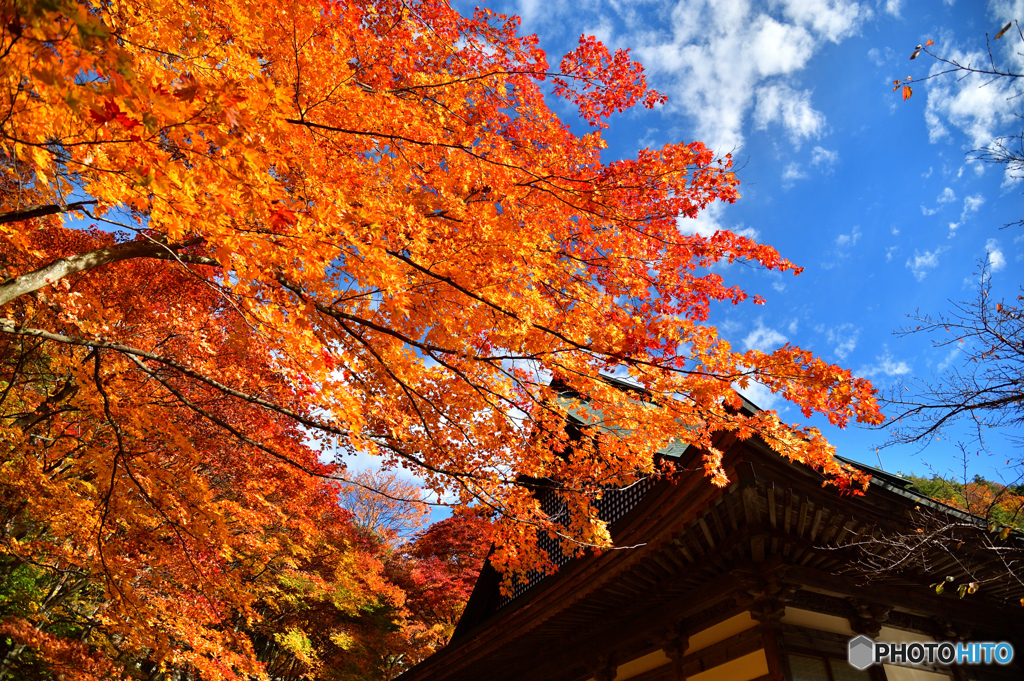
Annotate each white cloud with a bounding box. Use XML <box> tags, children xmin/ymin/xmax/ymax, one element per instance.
<box><xmin>677</xmin><ymin>201</ymin><xmax>759</xmax><ymax>239</ymax></box>
<box><xmin>986</xmin><ymin>238</ymin><xmax>1006</xmax><ymax>272</ymax></box>
<box><xmin>835</xmin><ymin>225</ymin><xmax>861</xmax><ymax>248</ymax></box>
<box><xmin>886</xmin><ymin>245</ymin><xmax>899</xmax><ymax>262</ymax></box>
<box><xmin>867</xmin><ymin>46</ymin><xmax>894</xmax><ymax>66</ymax></box>
<box><xmin>921</xmin><ymin>187</ymin><xmax>956</xmax><ymax>216</ymax></box>
<box><xmin>718</xmin><ymin>319</ymin><xmax>744</xmax><ymax>338</ymax></box>
<box><xmin>827</xmin><ymin>324</ymin><xmax>859</xmax><ymax>359</ymax></box>
<box><xmin>754</xmin><ymin>84</ymin><xmax>827</xmax><ymax>145</ymax></box>
<box><xmin>767</xmin><ymin>271</ymin><xmax>787</xmax><ymax>292</ymax></box>
<box><xmin>811</xmin><ymin>146</ymin><xmax>839</xmax><ymax>170</ymax></box>
<box><xmin>744</xmin><ymin>320</ymin><xmax>788</xmax><ymax>352</ymax></box>
<box><xmin>936</xmin><ymin>344</ymin><xmax>961</xmax><ymax>371</ymax></box>
<box><xmin>735</xmin><ymin>380</ymin><xmax>781</xmax><ymax>410</ymax></box>
<box><xmin>906</xmin><ymin>247</ymin><xmax>948</xmax><ymax>281</ymax></box>
<box><xmin>884</xmin><ymin>0</ymin><xmax>903</xmax><ymax>16</ymax></box>
<box><xmin>516</xmin><ymin>0</ymin><xmax>547</xmax><ymax>29</ymax></box>
<box><xmin>777</xmin><ymin>0</ymin><xmax>869</xmax><ymax>42</ymax></box>
<box><xmin>629</xmin><ymin>0</ymin><xmax>869</xmax><ymax>151</ymax></box>
<box><xmin>858</xmin><ymin>347</ymin><xmax>911</xmax><ymax>378</ymax></box>
<box><xmin>751</xmin><ymin>17</ymin><xmax>817</xmax><ymax>75</ymax></box>
<box><xmin>923</xmin><ymin>25</ymin><xmax>1021</xmax><ymax>150</ymax></box>
<box><xmin>582</xmin><ymin>15</ymin><xmax>615</xmax><ymax>45</ymax></box>
<box><xmin>781</xmin><ymin>162</ymin><xmax>808</xmax><ymax>186</ymax></box>
<box><xmin>788</xmin><ymin>318</ymin><xmax>800</xmax><ymax>334</ymax></box>
<box><xmin>962</xmin><ymin>193</ymin><xmax>984</xmax><ymax>219</ymax></box>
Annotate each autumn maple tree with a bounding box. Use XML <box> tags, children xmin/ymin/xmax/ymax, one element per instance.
<box><xmin>338</xmin><ymin>469</ymin><xmax>430</xmax><ymax>545</ymax></box>
<box><xmin>0</xmin><ymin>224</ymin><xmax>417</xmax><ymax>679</ymax></box>
<box><xmin>337</xmin><ymin>508</ymin><xmax>495</xmax><ymax>680</ymax></box>
<box><xmin>2</xmin><ymin>0</ymin><xmax>882</xmax><ymax>676</ymax></box>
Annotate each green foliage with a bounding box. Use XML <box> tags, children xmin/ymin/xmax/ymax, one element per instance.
<box><xmin>904</xmin><ymin>473</ymin><xmax>1024</xmax><ymax>531</ymax></box>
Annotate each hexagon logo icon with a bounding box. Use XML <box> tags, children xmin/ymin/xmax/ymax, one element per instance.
<box><xmin>848</xmin><ymin>635</ymin><xmax>875</xmax><ymax>670</ymax></box>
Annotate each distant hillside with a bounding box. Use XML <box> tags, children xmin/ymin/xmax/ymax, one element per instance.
<box><xmin>904</xmin><ymin>473</ymin><xmax>1024</xmax><ymax>531</ymax></box>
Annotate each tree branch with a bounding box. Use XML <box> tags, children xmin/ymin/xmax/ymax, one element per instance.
<box><xmin>0</xmin><ymin>201</ymin><xmax>98</xmax><ymax>225</ymax></box>
<box><xmin>0</xmin><ymin>238</ymin><xmax>217</xmax><ymax>307</ymax></box>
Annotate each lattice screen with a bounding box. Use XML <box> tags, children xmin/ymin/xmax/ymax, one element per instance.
<box><xmin>498</xmin><ymin>476</ymin><xmax>656</xmax><ymax>606</ymax></box>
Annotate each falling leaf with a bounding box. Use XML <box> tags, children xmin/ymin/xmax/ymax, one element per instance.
<box><xmin>910</xmin><ymin>49</ymin><xmax>921</xmax><ymax>60</ymax></box>
<box><xmin>995</xmin><ymin>22</ymin><xmax>1013</xmax><ymax>39</ymax></box>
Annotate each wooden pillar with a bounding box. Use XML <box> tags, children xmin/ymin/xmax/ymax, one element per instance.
<box><xmin>738</xmin><ymin>569</ymin><xmax>796</xmax><ymax>681</ymax></box>
<box><xmin>752</xmin><ymin>606</ymin><xmax>788</xmax><ymax>681</ymax></box>
<box><xmin>587</xmin><ymin>652</ymin><xmax>617</xmax><ymax>681</ymax></box>
<box><xmin>936</xmin><ymin>620</ymin><xmax>972</xmax><ymax>681</ymax></box>
<box><xmin>662</xmin><ymin>633</ymin><xmax>689</xmax><ymax>681</ymax></box>
<box><xmin>848</xmin><ymin>599</ymin><xmax>890</xmax><ymax>638</ymax></box>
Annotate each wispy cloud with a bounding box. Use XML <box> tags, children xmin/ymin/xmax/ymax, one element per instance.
<box><xmin>782</xmin><ymin>162</ymin><xmax>808</xmax><ymax>187</ymax></box>
<box><xmin>835</xmin><ymin>225</ymin><xmax>861</xmax><ymax>249</ymax></box>
<box><xmin>735</xmin><ymin>380</ymin><xmax>781</xmax><ymax>410</ymax></box>
<box><xmin>923</xmin><ymin>14</ymin><xmax>1021</xmax><ymax>187</ymax></box>
<box><xmin>906</xmin><ymin>247</ymin><xmax>948</xmax><ymax>281</ymax></box>
<box><xmin>766</xmin><ymin>270</ymin><xmax>787</xmax><ymax>292</ymax></box>
<box><xmin>827</xmin><ymin>324</ymin><xmax>859</xmax><ymax>360</ymax></box>
<box><xmin>811</xmin><ymin>145</ymin><xmax>839</xmax><ymax>172</ymax></box>
<box><xmin>676</xmin><ymin>201</ymin><xmax>759</xmax><ymax>239</ymax></box>
<box><xmin>858</xmin><ymin>347</ymin><xmax>911</xmax><ymax>378</ymax></box>
<box><xmin>867</xmin><ymin>46</ymin><xmax>894</xmax><ymax>66</ymax></box>
<box><xmin>962</xmin><ymin>193</ymin><xmax>984</xmax><ymax>218</ymax></box>
<box><xmin>744</xmin><ymin>320</ymin><xmax>788</xmax><ymax>352</ymax></box>
<box><xmin>754</xmin><ymin>84</ymin><xmax>826</xmax><ymax>146</ymax></box>
<box><xmin>936</xmin><ymin>344</ymin><xmax>961</xmax><ymax>371</ymax></box>
<box><xmin>924</xmin><ymin>47</ymin><xmax>1018</xmax><ymax>148</ymax></box>
<box><xmin>986</xmin><ymin>238</ymin><xmax>1006</xmax><ymax>272</ymax></box>
<box><xmin>948</xmin><ymin>193</ymin><xmax>985</xmax><ymax>237</ymax></box>
<box><xmin>922</xmin><ymin>187</ymin><xmax>956</xmax><ymax>216</ymax></box>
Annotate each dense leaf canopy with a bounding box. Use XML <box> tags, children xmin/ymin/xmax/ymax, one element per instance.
<box><xmin>1</xmin><ymin>0</ymin><xmax>883</xmax><ymax>677</ymax></box>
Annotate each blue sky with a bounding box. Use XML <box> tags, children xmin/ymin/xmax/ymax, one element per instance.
<box><xmin>444</xmin><ymin>0</ymin><xmax>1023</xmax><ymax>484</ymax></box>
